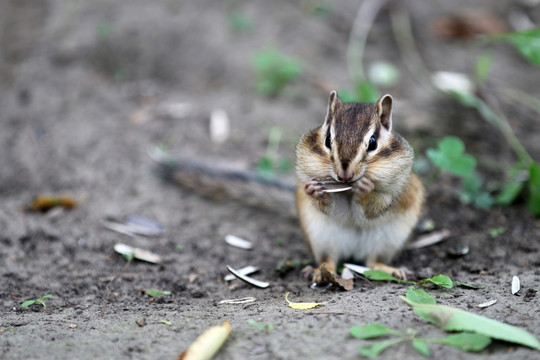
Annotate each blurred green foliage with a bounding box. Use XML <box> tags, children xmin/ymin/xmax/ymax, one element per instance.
<box><xmin>251</xmin><ymin>48</ymin><xmax>303</xmax><ymax>97</ymax></box>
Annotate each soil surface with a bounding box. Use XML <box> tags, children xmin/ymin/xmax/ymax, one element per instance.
<box><xmin>1</xmin><ymin>1</ymin><xmax>539</xmax><ymax>359</ymax></box>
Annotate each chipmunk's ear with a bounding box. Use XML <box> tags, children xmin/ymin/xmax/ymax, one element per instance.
<box><xmin>377</xmin><ymin>94</ymin><xmax>393</xmax><ymax>132</ymax></box>
<box><xmin>324</xmin><ymin>90</ymin><xmax>341</xmax><ymax>125</ymax></box>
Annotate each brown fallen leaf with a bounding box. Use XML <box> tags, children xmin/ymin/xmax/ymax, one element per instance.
<box><xmin>136</xmin><ymin>318</ymin><xmax>146</xmax><ymax>327</ymax></box>
<box><xmin>430</xmin><ymin>10</ymin><xmax>507</xmax><ymax>41</ymax></box>
<box><xmin>26</xmin><ymin>195</ymin><xmax>78</xmax><ymax>212</ymax></box>
<box><xmin>320</xmin><ymin>264</ymin><xmax>354</xmax><ymax>291</ymax></box>
<box><xmin>179</xmin><ymin>320</ymin><xmax>232</xmax><ymax>360</ymax></box>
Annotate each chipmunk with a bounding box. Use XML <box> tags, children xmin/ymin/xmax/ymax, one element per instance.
<box><xmin>296</xmin><ymin>91</ymin><xmax>424</xmax><ymax>283</ymax></box>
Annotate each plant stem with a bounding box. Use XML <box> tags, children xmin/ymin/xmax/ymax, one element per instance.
<box><xmin>389</xmin><ymin>6</ymin><xmax>436</xmax><ymax>91</ymax></box>
<box><xmin>346</xmin><ymin>0</ymin><xmax>388</xmax><ymax>83</ymax></box>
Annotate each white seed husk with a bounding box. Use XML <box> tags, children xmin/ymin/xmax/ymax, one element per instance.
<box><xmin>512</xmin><ymin>275</ymin><xmax>521</xmax><ymax>295</ymax></box>
<box><xmin>223</xmin><ymin>265</ymin><xmax>259</xmax><ymax>281</ymax></box>
<box><xmin>224</xmin><ymin>235</ymin><xmax>253</xmax><ymax>250</ymax></box>
<box><xmin>322</xmin><ymin>186</ymin><xmax>352</xmax><ymax>193</ymax></box>
<box><xmin>406</xmin><ymin>229</ymin><xmax>451</xmax><ymax>249</ymax></box>
<box><xmin>218</xmin><ymin>297</ymin><xmax>256</xmax><ymax>305</ymax></box>
<box><xmin>477</xmin><ymin>299</ymin><xmax>497</xmax><ymax>308</ymax></box>
<box><xmin>343</xmin><ymin>263</ymin><xmax>371</xmax><ymax>275</ymax></box>
<box><xmin>226</xmin><ymin>265</ymin><xmax>269</xmax><ymax>288</ymax></box>
<box><xmin>114</xmin><ymin>243</ymin><xmax>162</xmax><ymax>264</ymax></box>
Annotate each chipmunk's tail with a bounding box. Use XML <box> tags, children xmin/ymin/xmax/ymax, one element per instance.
<box><xmin>148</xmin><ymin>146</ymin><xmax>297</xmax><ymax>218</ymax></box>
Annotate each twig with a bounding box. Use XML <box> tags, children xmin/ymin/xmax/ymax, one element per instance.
<box><xmin>346</xmin><ymin>0</ymin><xmax>388</xmax><ymax>83</ymax></box>
<box><xmin>100</xmin><ymin>257</ymin><xmax>132</xmax><ymax>317</ymax></box>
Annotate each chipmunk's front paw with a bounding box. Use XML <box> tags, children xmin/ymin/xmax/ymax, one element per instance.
<box><xmin>305</xmin><ymin>180</ymin><xmax>329</xmax><ymax>202</ymax></box>
<box><xmin>352</xmin><ymin>177</ymin><xmax>374</xmax><ymax>194</ymax></box>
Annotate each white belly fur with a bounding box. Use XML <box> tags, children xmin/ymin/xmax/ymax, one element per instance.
<box><xmin>300</xmin><ymin>197</ymin><xmax>417</xmax><ymax>265</ymax></box>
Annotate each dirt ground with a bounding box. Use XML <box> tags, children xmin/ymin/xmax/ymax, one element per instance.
<box><xmin>1</xmin><ymin>0</ymin><xmax>539</xmax><ymax>359</ymax></box>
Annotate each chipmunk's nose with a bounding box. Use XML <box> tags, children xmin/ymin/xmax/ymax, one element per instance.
<box><xmin>337</xmin><ymin>169</ymin><xmax>354</xmax><ymax>182</ymax></box>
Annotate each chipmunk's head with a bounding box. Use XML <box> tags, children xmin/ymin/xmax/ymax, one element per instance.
<box><xmin>320</xmin><ymin>90</ymin><xmax>398</xmax><ymax>183</ymax></box>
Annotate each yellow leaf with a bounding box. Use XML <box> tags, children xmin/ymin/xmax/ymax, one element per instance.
<box><xmin>179</xmin><ymin>320</ymin><xmax>232</xmax><ymax>360</ymax></box>
<box><xmin>285</xmin><ymin>292</ymin><xmax>325</xmax><ymax>310</ymax></box>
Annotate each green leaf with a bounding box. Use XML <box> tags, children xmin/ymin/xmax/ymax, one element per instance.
<box><xmin>247</xmin><ymin>319</ymin><xmax>274</xmax><ymax>331</ymax></box>
<box><xmin>411</xmin><ymin>339</ymin><xmax>431</xmax><ymax>357</ymax></box>
<box><xmin>350</xmin><ymin>324</ymin><xmax>400</xmax><ymax>339</ymax></box>
<box><xmin>355</xmin><ymin>79</ymin><xmax>380</xmax><ymax>103</ymax></box>
<box><xmin>122</xmin><ymin>251</ymin><xmax>134</xmax><ymax>262</ymax></box>
<box><xmin>472</xmin><ymin>191</ymin><xmax>494</xmax><ymax>210</ymax></box>
<box><xmin>528</xmin><ymin>163</ymin><xmax>540</xmax><ymax>216</ymax></box>
<box><xmin>487</xmin><ymin>227</ymin><xmax>505</xmax><ymax>238</ymax></box>
<box><xmin>496</xmin><ymin>181</ymin><xmax>524</xmax><ymax>205</ymax></box>
<box><xmin>423</xmin><ymin>275</ymin><xmax>453</xmax><ymax>289</ymax></box>
<box><xmin>159</xmin><ymin>320</ymin><xmax>172</xmax><ymax>326</ymax></box>
<box><xmin>497</xmin><ymin>28</ymin><xmax>540</xmax><ymax>66</ymax></box>
<box><xmin>475</xmin><ymin>54</ymin><xmax>493</xmax><ymax>83</ymax></box>
<box><xmin>401</xmin><ymin>296</ymin><xmax>540</xmax><ymax>350</ymax></box>
<box><xmin>439</xmin><ymin>136</ymin><xmax>465</xmax><ymax>158</ymax></box>
<box><xmin>431</xmin><ymin>333</ymin><xmax>492</xmax><ymax>352</ymax></box>
<box><xmin>358</xmin><ymin>338</ymin><xmax>403</xmax><ymax>358</ymax></box>
<box><xmin>21</xmin><ymin>300</ymin><xmax>36</xmax><ymax>308</ymax></box>
<box><xmin>251</xmin><ymin>48</ymin><xmax>303</xmax><ymax>96</ymax></box>
<box><xmin>454</xmin><ymin>281</ymin><xmax>486</xmax><ymax>290</ymax></box>
<box><xmin>363</xmin><ymin>270</ymin><xmax>399</xmax><ymax>282</ymax></box>
<box><xmin>449</xmin><ymin>155</ymin><xmax>476</xmax><ymax>177</ymax></box>
<box><xmin>228</xmin><ymin>12</ymin><xmax>253</xmax><ymax>32</ymax></box>
<box><xmin>145</xmin><ymin>289</ymin><xmax>171</xmax><ymax>297</ymax></box>
<box><xmin>337</xmin><ymin>89</ymin><xmax>359</xmax><ymax>103</ymax></box>
<box><xmin>257</xmin><ymin>155</ymin><xmax>274</xmax><ymax>177</ymax></box>
<box><xmin>426</xmin><ymin>148</ymin><xmax>450</xmax><ymax>169</ymax></box>
<box><xmin>406</xmin><ymin>286</ymin><xmax>436</xmax><ymax>305</ymax></box>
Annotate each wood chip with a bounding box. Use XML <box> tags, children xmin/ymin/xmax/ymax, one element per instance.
<box><xmin>477</xmin><ymin>299</ymin><xmax>497</xmax><ymax>308</ymax></box>
<box><xmin>114</xmin><ymin>243</ymin><xmax>162</xmax><ymax>264</ymax></box>
<box><xmin>224</xmin><ymin>235</ymin><xmax>253</xmax><ymax>250</ymax></box>
<box><xmin>406</xmin><ymin>229</ymin><xmax>451</xmax><ymax>249</ymax></box>
<box><xmin>226</xmin><ymin>265</ymin><xmax>269</xmax><ymax>289</ymax></box>
<box><xmin>224</xmin><ymin>265</ymin><xmax>259</xmax><ymax>282</ymax></box>
<box><xmin>512</xmin><ymin>276</ymin><xmax>521</xmax><ymax>295</ymax></box>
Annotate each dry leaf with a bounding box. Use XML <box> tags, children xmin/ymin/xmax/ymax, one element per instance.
<box><xmin>68</xmin><ymin>324</ymin><xmax>77</xmax><ymax>329</ymax></box>
<box><xmin>27</xmin><ymin>195</ymin><xmax>78</xmax><ymax>212</ymax></box>
<box><xmin>430</xmin><ymin>11</ymin><xmax>507</xmax><ymax>41</ymax></box>
<box><xmin>320</xmin><ymin>264</ymin><xmax>354</xmax><ymax>291</ymax></box>
<box><xmin>285</xmin><ymin>292</ymin><xmax>325</xmax><ymax>310</ymax></box>
<box><xmin>179</xmin><ymin>320</ymin><xmax>232</xmax><ymax>360</ymax></box>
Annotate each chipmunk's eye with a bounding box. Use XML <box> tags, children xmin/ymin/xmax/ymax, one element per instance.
<box><xmin>325</xmin><ymin>129</ymin><xmax>331</xmax><ymax>149</ymax></box>
<box><xmin>367</xmin><ymin>135</ymin><xmax>378</xmax><ymax>152</ymax></box>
